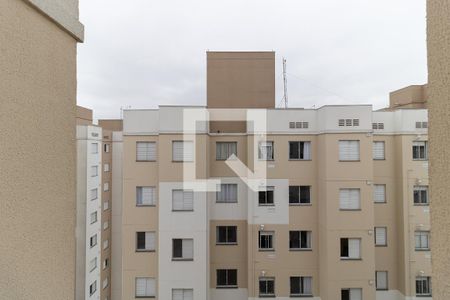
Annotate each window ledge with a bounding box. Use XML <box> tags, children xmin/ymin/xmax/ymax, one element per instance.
<box><xmin>259</xmin><ymin>204</ymin><xmax>275</xmax><ymax>207</ymax></box>
<box><xmin>288</xmin><ymin>159</ymin><xmax>312</xmax><ymax>161</ymax></box>
<box><xmin>172</xmin><ymin>258</ymin><xmax>194</xmax><ymax>261</ymax></box>
<box><xmin>216</xmin><ymin>201</ymin><xmax>238</xmax><ymax>204</ymax></box>
<box><xmin>289</xmin><ymin>248</ymin><xmax>313</xmax><ymax>252</ymax></box>
<box><xmin>135</xmin><ymin>250</ymin><xmax>156</xmax><ymax>253</ymax></box>
<box><xmin>172</xmin><ymin>210</ymin><xmax>194</xmax><ymax>212</ymax></box>
<box><xmin>415</xmin><ymin>249</ymin><xmax>430</xmax><ymax>252</ymax></box>
<box><xmin>259</xmin><ymin>249</ymin><xmax>275</xmax><ymax>252</ymax></box>
<box><xmin>216</xmin><ymin>243</ymin><xmax>238</xmax><ymax>246</ymax></box>
<box><xmin>339</xmin><ymin>160</ymin><xmax>361</xmax><ymax>162</ymax></box>
<box><xmin>340</xmin><ymin>258</ymin><xmax>362</xmax><ymax>261</ymax></box>
<box><xmin>289</xmin><ymin>203</ymin><xmax>312</xmax><ymax>206</ymax></box>
<box><xmin>216</xmin><ymin>286</ymin><xmax>238</xmax><ymax>289</ymax></box>
<box><xmin>136</xmin><ymin>160</ymin><xmax>157</xmax><ymax>162</ymax></box>
<box><xmin>339</xmin><ymin>209</ymin><xmax>362</xmax><ymax>211</ymax></box>
<box><xmin>136</xmin><ymin>205</ymin><xmax>157</xmax><ymax>207</ymax></box>
<box><xmin>289</xmin><ymin>294</ymin><xmax>314</xmax><ymax>298</ymax></box>
<box><xmin>375</xmin><ymin>244</ymin><xmax>388</xmax><ymax>247</ymax></box>
<box><xmin>414</xmin><ymin>204</ymin><xmax>430</xmax><ymax>207</ymax></box>
<box><xmin>172</xmin><ymin>160</ymin><xmax>194</xmax><ymax>163</ymax></box>
<box><xmin>259</xmin><ymin>294</ymin><xmax>276</xmax><ymax>298</ymax></box>
<box><xmin>135</xmin><ymin>296</ymin><xmax>156</xmax><ymax>299</ymax></box>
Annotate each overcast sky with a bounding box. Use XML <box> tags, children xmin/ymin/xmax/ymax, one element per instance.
<box><xmin>77</xmin><ymin>0</ymin><xmax>427</xmax><ymax>120</ymax></box>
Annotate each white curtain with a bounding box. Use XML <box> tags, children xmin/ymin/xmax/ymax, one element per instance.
<box><xmin>303</xmin><ymin>142</ymin><xmax>311</xmax><ymax>159</ymax></box>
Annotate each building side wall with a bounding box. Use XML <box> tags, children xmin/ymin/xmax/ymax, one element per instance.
<box><xmin>0</xmin><ymin>0</ymin><xmax>78</xmax><ymax>298</ymax></box>
<box><xmin>427</xmin><ymin>0</ymin><xmax>450</xmax><ymax>299</ymax></box>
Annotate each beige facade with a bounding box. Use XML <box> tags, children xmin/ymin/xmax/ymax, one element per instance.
<box><xmin>427</xmin><ymin>0</ymin><xmax>450</xmax><ymax>299</ymax></box>
<box><xmin>0</xmin><ymin>0</ymin><xmax>82</xmax><ymax>299</ymax></box>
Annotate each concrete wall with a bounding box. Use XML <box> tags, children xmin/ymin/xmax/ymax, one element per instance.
<box><xmin>427</xmin><ymin>0</ymin><xmax>450</xmax><ymax>299</ymax></box>
<box><xmin>0</xmin><ymin>0</ymin><xmax>82</xmax><ymax>298</ymax></box>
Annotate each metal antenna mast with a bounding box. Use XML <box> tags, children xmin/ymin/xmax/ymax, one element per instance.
<box><xmin>282</xmin><ymin>57</ymin><xmax>288</xmax><ymax>108</ymax></box>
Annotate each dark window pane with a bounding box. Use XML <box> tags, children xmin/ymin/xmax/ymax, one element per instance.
<box><xmin>290</xmin><ymin>142</ymin><xmax>299</xmax><ymax>159</ymax></box>
<box><xmin>267</xmin><ymin>280</ymin><xmax>274</xmax><ymax>294</ymax></box>
<box><xmin>341</xmin><ymin>289</ymin><xmax>350</xmax><ymax>300</ymax></box>
<box><xmin>414</xmin><ymin>190</ymin><xmax>420</xmax><ymax>203</ymax></box>
<box><xmin>340</xmin><ymin>238</ymin><xmax>348</xmax><ymax>257</ymax></box>
<box><xmin>173</xmin><ymin>239</ymin><xmax>182</xmax><ymax>258</ymax></box>
<box><xmin>227</xmin><ymin>227</ymin><xmax>237</xmax><ymax>243</ymax></box>
<box><xmin>259</xmin><ymin>280</ymin><xmax>266</xmax><ymax>294</ymax></box>
<box><xmin>289</xmin><ymin>186</ymin><xmax>299</xmax><ymax>203</ymax></box>
<box><xmin>217</xmin><ymin>270</ymin><xmax>227</xmax><ymax>286</ymax></box>
<box><xmin>299</xmin><ymin>142</ymin><xmax>304</xmax><ymax>159</ymax></box>
<box><xmin>228</xmin><ymin>270</ymin><xmax>237</xmax><ymax>286</ymax></box>
<box><xmin>300</xmin><ymin>186</ymin><xmax>310</xmax><ymax>203</ymax></box>
<box><xmin>267</xmin><ymin>191</ymin><xmax>274</xmax><ymax>204</ymax></box>
<box><xmin>258</xmin><ymin>191</ymin><xmax>265</xmax><ymax>204</ymax></box>
<box><xmin>137</xmin><ymin>232</ymin><xmax>145</xmax><ymax>250</ymax></box>
<box><xmin>301</xmin><ymin>231</ymin><xmax>309</xmax><ymax>248</ymax></box>
<box><xmin>290</xmin><ymin>277</ymin><xmax>300</xmax><ymax>294</ymax></box>
<box><xmin>217</xmin><ymin>227</ymin><xmax>227</xmax><ymax>243</ymax></box>
<box><xmin>289</xmin><ymin>231</ymin><xmax>300</xmax><ymax>249</ymax></box>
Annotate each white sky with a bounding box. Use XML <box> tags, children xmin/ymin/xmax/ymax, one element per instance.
<box><xmin>77</xmin><ymin>0</ymin><xmax>427</xmax><ymax>120</ymax></box>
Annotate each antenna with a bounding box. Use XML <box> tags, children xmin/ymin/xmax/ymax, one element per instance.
<box><xmin>282</xmin><ymin>57</ymin><xmax>288</xmax><ymax>108</ymax></box>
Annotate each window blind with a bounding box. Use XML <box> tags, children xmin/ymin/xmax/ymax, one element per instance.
<box><xmin>182</xmin><ymin>239</ymin><xmax>194</xmax><ymax>259</ymax></box>
<box><xmin>339</xmin><ymin>140</ymin><xmax>360</xmax><ymax>161</ymax></box>
<box><xmin>172</xmin><ymin>190</ymin><xmax>194</xmax><ymax>211</ymax></box>
<box><xmin>373</xmin><ymin>141</ymin><xmax>385</xmax><ymax>160</ymax></box>
<box><xmin>145</xmin><ymin>232</ymin><xmax>156</xmax><ymax>250</ymax></box>
<box><xmin>376</xmin><ymin>271</ymin><xmax>388</xmax><ymax>290</ymax></box>
<box><xmin>137</xmin><ymin>187</ymin><xmax>156</xmax><ymax>205</ymax></box>
<box><xmin>216</xmin><ymin>184</ymin><xmax>237</xmax><ymax>203</ymax></box>
<box><xmin>350</xmin><ymin>288</ymin><xmax>362</xmax><ymax>300</ymax></box>
<box><xmin>172</xmin><ymin>289</ymin><xmax>193</xmax><ymax>300</ymax></box>
<box><xmin>173</xmin><ymin>141</ymin><xmax>194</xmax><ymax>161</ymax></box>
<box><xmin>348</xmin><ymin>239</ymin><xmax>361</xmax><ymax>259</ymax></box>
<box><xmin>216</xmin><ymin>142</ymin><xmax>237</xmax><ymax>160</ymax></box>
<box><xmin>136</xmin><ymin>142</ymin><xmax>156</xmax><ymax>161</ymax></box>
<box><xmin>340</xmin><ymin>189</ymin><xmax>360</xmax><ymax>210</ymax></box>
<box><xmin>136</xmin><ymin>278</ymin><xmax>155</xmax><ymax>297</ymax></box>
<box><xmin>373</xmin><ymin>185</ymin><xmax>386</xmax><ymax>203</ymax></box>
<box><xmin>375</xmin><ymin>227</ymin><xmax>387</xmax><ymax>245</ymax></box>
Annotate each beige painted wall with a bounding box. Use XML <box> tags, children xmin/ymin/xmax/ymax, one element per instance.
<box><xmin>0</xmin><ymin>0</ymin><xmax>79</xmax><ymax>298</ymax></box>
<box><xmin>427</xmin><ymin>0</ymin><xmax>450</xmax><ymax>298</ymax></box>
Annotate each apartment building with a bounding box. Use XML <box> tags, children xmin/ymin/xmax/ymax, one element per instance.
<box><xmin>0</xmin><ymin>0</ymin><xmax>83</xmax><ymax>298</ymax></box>
<box><xmin>114</xmin><ymin>52</ymin><xmax>431</xmax><ymax>300</ymax></box>
<box><xmin>76</xmin><ymin>107</ymin><xmax>122</xmax><ymax>300</ymax></box>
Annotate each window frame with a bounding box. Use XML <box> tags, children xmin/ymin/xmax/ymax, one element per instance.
<box><xmin>135</xmin><ymin>277</ymin><xmax>156</xmax><ymax>298</ymax></box>
<box><xmin>290</xmin><ymin>276</ymin><xmax>313</xmax><ymax>297</ymax></box>
<box><xmin>339</xmin><ymin>188</ymin><xmax>361</xmax><ymax>211</ymax></box>
<box><xmin>415</xmin><ymin>276</ymin><xmax>432</xmax><ymax>296</ymax></box>
<box><xmin>172</xmin><ymin>189</ymin><xmax>194</xmax><ymax>212</ymax></box>
<box><xmin>373</xmin><ymin>141</ymin><xmax>386</xmax><ymax>160</ymax></box>
<box><xmin>339</xmin><ymin>140</ymin><xmax>360</xmax><ymax>162</ymax></box>
<box><xmin>136</xmin><ymin>186</ymin><xmax>157</xmax><ymax>207</ymax></box>
<box><xmin>412</xmin><ymin>141</ymin><xmax>428</xmax><ymax>161</ymax></box>
<box><xmin>340</xmin><ymin>238</ymin><xmax>361</xmax><ymax>260</ymax></box>
<box><xmin>374</xmin><ymin>227</ymin><xmax>388</xmax><ymax>247</ymax></box>
<box><xmin>216</xmin><ymin>269</ymin><xmax>238</xmax><ymax>288</ymax></box>
<box><xmin>136</xmin><ymin>231</ymin><xmax>156</xmax><ymax>252</ymax></box>
<box><xmin>258</xmin><ymin>231</ymin><xmax>275</xmax><ymax>251</ymax></box>
<box><xmin>413</xmin><ymin>185</ymin><xmax>429</xmax><ymax>206</ymax></box>
<box><xmin>258</xmin><ymin>187</ymin><xmax>275</xmax><ymax>206</ymax></box>
<box><xmin>258</xmin><ymin>141</ymin><xmax>274</xmax><ymax>161</ymax></box>
<box><xmin>216</xmin><ymin>226</ymin><xmax>238</xmax><ymax>245</ymax></box>
<box><xmin>289</xmin><ymin>185</ymin><xmax>311</xmax><ymax>205</ymax></box>
<box><xmin>172</xmin><ymin>140</ymin><xmax>194</xmax><ymax>162</ymax></box>
<box><xmin>415</xmin><ymin>231</ymin><xmax>430</xmax><ymax>251</ymax></box>
<box><xmin>376</xmin><ymin>271</ymin><xmax>388</xmax><ymax>291</ymax></box>
<box><xmin>215</xmin><ymin>141</ymin><xmax>238</xmax><ymax>161</ymax></box>
<box><xmin>136</xmin><ymin>141</ymin><xmax>157</xmax><ymax>162</ymax></box>
<box><xmin>216</xmin><ymin>183</ymin><xmax>238</xmax><ymax>203</ymax></box>
<box><xmin>289</xmin><ymin>230</ymin><xmax>312</xmax><ymax>251</ymax></box>
<box><xmin>259</xmin><ymin>277</ymin><xmax>275</xmax><ymax>297</ymax></box>
<box><xmin>172</xmin><ymin>238</ymin><xmax>194</xmax><ymax>261</ymax></box>
<box><xmin>288</xmin><ymin>141</ymin><xmax>312</xmax><ymax>160</ymax></box>
<box><xmin>373</xmin><ymin>184</ymin><xmax>387</xmax><ymax>204</ymax></box>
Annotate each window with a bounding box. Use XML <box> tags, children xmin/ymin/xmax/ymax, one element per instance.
<box><xmin>258</xmin><ymin>187</ymin><xmax>274</xmax><ymax>206</ymax></box>
<box><xmin>414</xmin><ymin>186</ymin><xmax>429</xmax><ymax>205</ymax></box>
<box><xmin>340</xmin><ymin>238</ymin><xmax>361</xmax><ymax>259</ymax></box>
<box><xmin>216</xmin><ymin>226</ymin><xmax>237</xmax><ymax>245</ymax></box>
<box><xmin>373</xmin><ymin>184</ymin><xmax>386</xmax><ymax>203</ymax></box>
<box><xmin>90</xmin><ymin>211</ymin><xmax>97</xmax><ymax>224</ymax></box>
<box><xmin>259</xmin><ymin>277</ymin><xmax>275</xmax><ymax>297</ymax></box>
<box><xmin>103</xmin><ymin>221</ymin><xmax>109</xmax><ymax>230</ymax></box>
<box><xmin>136</xmin><ymin>232</ymin><xmax>156</xmax><ymax>252</ymax></box>
<box><xmin>103</xmin><ymin>239</ymin><xmax>109</xmax><ymax>250</ymax></box>
<box><xmin>339</xmin><ymin>189</ymin><xmax>361</xmax><ymax>210</ymax></box>
<box><xmin>289</xmin><ymin>186</ymin><xmax>311</xmax><ymax>205</ymax></box>
<box><xmin>375</xmin><ymin>227</ymin><xmax>387</xmax><ymax>246</ymax></box>
<box><xmin>89</xmin><ymin>281</ymin><xmax>97</xmax><ymax>296</ymax></box>
<box><xmin>216</xmin><ymin>142</ymin><xmax>237</xmax><ymax>160</ymax></box>
<box><xmin>339</xmin><ymin>140</ymin><xmax>360</xmax><ymax>161</ymax></box>
<box><xmin>216</xmin><ymin>269</ymin><xmax>237</xmax><ymax>288</ymax></box>
<box><xmin>136</xmin><ymin>141</ymin><xmax>156</xmax><ymax>161</ymax></box>
<box><xmin>172</xmin><ymin>190</ymin><xmax>194</xmax><ymax>211</ymax></box>
<box><xmin>289</xmin><ymin>231</ymin><xmax>312</xmax><ymax>250</ymax></box>
<box><xmin>137</xmin><ymin>186</ymin><xmax>156</xmax><ymax>206</ymax></box>
<box><xmin>89</xmin><ymin>257</ymin><xmax>97</xmax><ymax>272</ymax></box>
<box><xmin>376</xmin><ymin>271</ymin><xmax>388</xmax><ymax>290</ymax></box>
<box><xmin>90</xmin><ymin>234</ymin><xmax>97</xmax><ymax>248</ymax></box>
<box><xmin>103</xmin><ymin>278</ymin><xmax>109</xmax><ymax>289</ymax></box>
<box><xmin>412</xmin><ymin>141</ymin><xmax>428</xmax><ymax>160</ymax></box>
<box><xmin>172</xmin><ymin>239</ymin><xmax>194</xmax><ymax>260</ymax></box>
<box><xmin>290</xmin><ymin>276</ymin><xmax>312</xmax><ymax>296</ymax></box>
<box><xmin>91</xmin><ymin>165</ymin><xmax>98</xmax><ymax>177</ymax></box>
<box><xmin>373</xmin><ymin>141</ymin><xmax>385</xmax><ymax>160</ymax></box>
<box><xmin>90</xmin><ymin>188</ymin><xmax>98</xmax><ymax>201</ymax></box>
<box><xmin>289</xmin><ymin>141</ymin><xmax>311</xmax><ymax>160</ymax></box>
<box><xmin>103</xmin><ymin>163</ymin><xmax>110</xmax><ymax>172</ymax></box>
<box><xmin>172</xmin><ymin>141</ymin><xmax>194</xmax><ymax>162</ymax></box>
<box><xmin>289</xmin><ymin>122</ymin><xmax>295</xmax><ymax>129</ymax></box>
<box><xmin>91</xmin><ymin>143</ymin><xmax>98</xmax><ymax>154</ymax></box>
<box><xmin>341</xmin><ymin>288</ymin><xmax>362</xmax><ymax>300</ymax></box>
<box><xmin>103</xmin><ymin>258</ymin><xmax>109</xmax><ymax>270</ymax></box>
<box><xmin>416</xmin><ymin>121</ymin><xmax>428</xmax><ymax>129</ymax></box>
<box><xmin>258</xmin><ymin>141</ymin><xmax>274</xmax><ymax>160</ymax></box>
<box><xmin>373</xmin><ymin>123</ymin><xmax>385</xmax><ymax>130</ymax></box>
<box><xmin>136</xmin><ymin>277</ymin><xmax>156</xmax><ymax>298</ymax></box>
<box><xmin>289</xmin><ymin>121</ymin><xmax>309</xmax><ymax>129</ymax></box>
<box><xmin>103</xmin><ymin>201</ymin><xmax>109</xmax><ymax>211</ymax></box>
<box><xmin>415</xmin><ymin>231</ymin><xmax>430</xmax><ymax>250</ymax></box>
<box><xmin>259</xmin><ymin>231</ymin><xmax>274</xmax><ymax>251</ymax></box>
<box><xmin>416</xmin><ymin>276</ymin><xmax>431</xmax><ymax>296</ymax></box>
<box><xmin>104</xmin><ymin>143</ymin><xmax>110</xmax><ymax>153</ymax></box>
<box><xmin>216</xmin><ymin>184</ymin><xmax>237</xmax><ymax>203</ymax></box>
<box><xmin>103</xmin><ymin>182</ymin><xmax>109</xmax><ymax>192</ymax></box>
<box><xmin>339</xmin><ymin>119</ymin><xmax>359</xmax><ymax>127</ymax></box>
<box><xmin>172</xmin><ymin>289</ymin><xmax>193</xmax><ymax>300</ymax></box>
